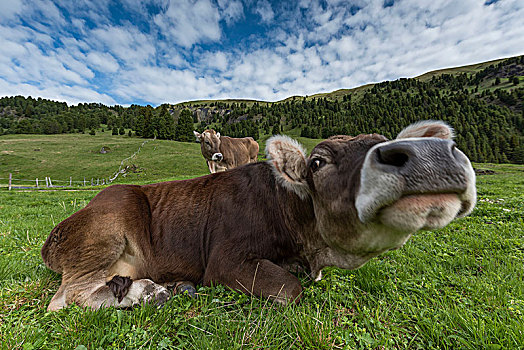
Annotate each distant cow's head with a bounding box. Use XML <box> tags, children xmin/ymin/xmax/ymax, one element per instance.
<box><xmin>194</xmin><ymin>129</ymin><xmax>223</xmax><ymax>162</ymax></box>
<box><xmin>267</xmin><ymin>121</ymin><xmax>476</xmax><ymax>269</ymax></box>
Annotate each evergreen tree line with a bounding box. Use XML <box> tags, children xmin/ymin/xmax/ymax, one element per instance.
<box><xmin>215</xmin><ymin>119</ymin><xmax>260</xmax><ymax>140</ymax></box>
<box><xmin>0</xmin><ymin>96</ymin><xmax>113</xmax><ymax>134</ymax></box>
<box><xmin>132</xmin><ymin>106</ymin><xmax>194</xmax><ymax>142</ymax></box>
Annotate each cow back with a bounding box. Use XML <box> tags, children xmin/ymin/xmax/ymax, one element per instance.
<box><xmin>219</xmin><ymin>136</ymin><xmax>259</xmax><ymax>167</ymax></box>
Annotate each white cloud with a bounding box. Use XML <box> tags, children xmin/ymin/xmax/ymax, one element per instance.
<box><xmin>153</xmin><ymin>0</ymin><xmax>221</xmax><ymax>48</ymax></box>
<box><xmin>199</xmin><ymin>51</ymin><xmax>229</xmax><ymax>71</ymax></box>
<box><xmin>113</xmin><ymin>66</ymin><xmax>222</xmax><ymax>104</ymax></box>
<box><xmin>0</xmin><ymin>0</ymin><xmax>23</xmax><ymax>20</ymax></box>
<box><xmin>90</xmin><ymin>25</ymin><xmax>156</xmax><ymax>66</ymax></box>
<box><xmin>55</xmin><ymin>49</ymin><xmax>95</xmax><ymax>80</ymax></box>
<box><xmin>52</xmin><ymin>0</ymin><xmax>111</xmax><ymax>27</ymax></box>
<box><xmin>86</xmin><ymin>52</ymin><xmax>120</xmax><ymax>73</ymax></box>
<box><xmin>218</xmin><ymin>0</ymin><xmax>244</xmax><ymax>24</ymax></box>
<box><xmin>166</xmin><ymin>51</ymin><xmax>190</xmax><ymax>68</ymax></box>
<box><xmin>254</xmin><ymin>0</ymin><xmax>274</xmax><ymax>23</ymax></box>
<box><xmin>25</xmin><ymin>0</ymin><xmax>68</xmax><ymax>30</ymax></box>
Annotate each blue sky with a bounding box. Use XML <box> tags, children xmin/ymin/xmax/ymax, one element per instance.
<box><xmin>0</xmin><ymin>0</ymin><xmax>522</xmax><ymax>106</ymax></box>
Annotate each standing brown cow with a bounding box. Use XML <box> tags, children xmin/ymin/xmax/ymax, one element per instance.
<box><xmin>42</xmin><ymin>121</ymin><xmax>476</xmax><ymax>311</ymax></box>
<box><xmin>193</xmin><ymin>129</ymin><xmax>259</xmax><ymax>173</ymax></box>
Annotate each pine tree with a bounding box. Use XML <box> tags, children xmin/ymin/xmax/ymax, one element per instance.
<box><xmin>143</xmin><ymin>106</ymin><xmax>155</xmax><ymax>138</ymax></box>
<box><xmin>134</xmin><ymin>114</ymin><xmax>145</xmax><ymax>136</ymax></box>
<box><xmin>156</xmin><ymin>105</ymin><xmax>174</xmax><ymax>140</ymax></box>
<box><xmin>175</xmin><ymin>109</ymin><xmax>194</xmax><ymax>142</ymax></box>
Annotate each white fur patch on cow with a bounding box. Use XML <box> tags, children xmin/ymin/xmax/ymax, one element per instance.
<box><xmin>212</xmin><ymin>152</ymin><xmax>223</xmax><ymax>161</ymax></box>
<box><xmin>266</xmin><ymin>135</ymin><xmax>309</xmax><ymax>199</ymax></box>
<box><xmin>397</xmin><ymin>120</ymin><xmax>454</xmax><ymax>140</ymax></box>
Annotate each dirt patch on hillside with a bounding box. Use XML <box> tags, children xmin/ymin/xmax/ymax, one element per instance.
<box><xmin>474</xmin><ymin>168</ymin><xmax>496</xmax><ymax>175</ymax></box>
<box><xmin>486</xmin><ymin>63</ymin><xmax>523</xmax><ymax>80</ymax></box>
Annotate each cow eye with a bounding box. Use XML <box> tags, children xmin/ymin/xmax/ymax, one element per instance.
<box><xmin>310</xmin><ymin>158</ymin><xmax>325</xmax><ymax>172</ymax></box>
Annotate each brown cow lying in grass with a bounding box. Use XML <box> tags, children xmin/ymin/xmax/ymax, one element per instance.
<box><xmin>42</xmin><ymin>121</ymin><xmax>476</xmax><ymax>311</ymax></box>
<box><xmin>193</xmin><ymin>129</ymin><xmax>259</xmax><ymax>173</ymax></box>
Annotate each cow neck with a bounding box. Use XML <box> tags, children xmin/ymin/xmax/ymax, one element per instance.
<box><xmin>280</xmin><ymin>191</ymin><xmax>372</xmax><ymax>280</ymax></box>
<box><xmin>272</xmin><ymin>179</ymin><xmax>333</xmax><ymax>277</ymax></box>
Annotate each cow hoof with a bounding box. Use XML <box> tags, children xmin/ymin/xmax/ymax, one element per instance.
<box><xmin>176</xmin><ymin>283</ymin><xmax>197</xmax><ymax>298</ymax></box>
<box><xmin>153</xmin><ymin>289</ymin><xmax>171</xmax><ymax>306</ymax></box>
<box><xmin>138</xmin><ymin>281</ymin><xmax>171</xmax><ymax>307</ymax></box>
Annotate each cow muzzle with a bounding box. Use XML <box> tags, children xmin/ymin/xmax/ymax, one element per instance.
<box><xmin>212</xmin><ymin>153</ymin><xmax>223</xmax><ymax>161</ymax></box>
<box><xmin>355</xmin><ymin>138</ymin><xmax>476</xmax><ymax>231</ymax></box>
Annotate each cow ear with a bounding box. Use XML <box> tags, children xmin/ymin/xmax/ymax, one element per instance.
<box><xmin>266</xmin><ymin>135</ymin><xmax>309</xmax><ymax>198</ymax></box>
<box><xmin>193</xmin><ymin>131</ymin><xmax>201</xmax><ymax>142</ymax></box>
<box><xmin>397</xmin><ymin>120</ymin><xmax>454</xmax><ymax>140</ymax></box>
<box><xmin>216</xmin><ymin>132</ymin><xmax>220</xmax><ymax>138</ymax></box>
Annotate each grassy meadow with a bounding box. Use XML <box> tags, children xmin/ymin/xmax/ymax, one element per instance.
<box><xmin>0</xmin><ymin>129</ymin><xmax>322</xmax><ymax>187</ymax></box>
<box><xmin>0</xmin><ymin>130</ymin><xmax>208</xmax><ymax>186</ymax></box>
<box><xmin>0</xmin><ymin>131</ymin><xmax>523</xmax><ymax>349</ymax></box>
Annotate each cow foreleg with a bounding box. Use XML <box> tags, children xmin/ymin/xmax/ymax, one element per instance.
<box><xmin>204</xmin><ymin>258</ymin><xmax>303</xmax><ymax>305</ymax></box>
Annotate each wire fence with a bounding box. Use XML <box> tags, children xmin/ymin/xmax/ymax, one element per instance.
<box><xmin>0</xmin><ymin>175</ymin><xmax>108</xmax><ymax>190</ymax></box>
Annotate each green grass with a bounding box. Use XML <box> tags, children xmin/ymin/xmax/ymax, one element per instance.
<box><xmin>0</xmin><ymin>131</ymin><xmax>209</xmax><ymax>187</ymax></box>
<box><xmin>0</xmin><ymin>140</ymin><xmax>523</xmax><ymax>348</ymax></box>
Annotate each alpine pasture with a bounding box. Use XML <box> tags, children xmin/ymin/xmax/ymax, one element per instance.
<box><xmin>0</xmin><ymin>131</ymin><xmax>523</xmax><ymax>349</ymax></box>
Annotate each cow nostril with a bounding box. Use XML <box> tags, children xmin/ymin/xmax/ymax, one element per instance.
<box><xmin>376</xmin><ymin>148</ymin><xmax>409</xmax><ymax>167</ymax></box>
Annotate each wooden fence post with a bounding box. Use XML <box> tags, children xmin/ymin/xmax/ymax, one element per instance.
<box><xmin>49</xmin><ymin>177</ymin><xmax>53</xmax><ymax>187</ymax></box>
<box><xmin>36</xmin><ymin>178</ymin><xmax>39</xmax><ymax>188</ymax></box>
<box><xmin>8</xmin><ymin>173</ymin><xmax>12</xmax><ymax>190</ymax></box>
<box><xmin>91</xmin><ymin>178</ymin><xmax>93</xmax><ymax>186</ymax></box>
<box><xmin>45</xmin><ymin>177</ymin><xmax>49</xmax><ymax>188</ymax></box>
<box><xmin>84</xmin><ymin>177</ymin><xmax>86</xmax><ymax>186</ymax></box>
<box><xmin>70</xmin><ymin>177</ymin><xmax>72</xmax><ymax>186</ymax></box>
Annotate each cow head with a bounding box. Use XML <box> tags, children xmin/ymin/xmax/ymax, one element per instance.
<box><xmin>193</xmin><ymin>129</ymin><xmax>223</xmax><ymax>162</ymax></box>
<box><xmin>266</xmin><ymin>121</ymin><xmax>476</xmax><ymax>270</ymax></box>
